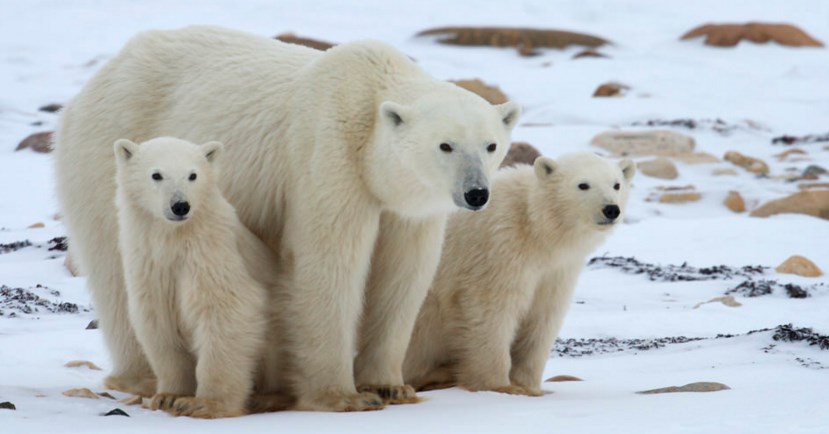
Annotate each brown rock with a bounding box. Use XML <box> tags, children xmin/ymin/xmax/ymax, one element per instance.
<box><xmin>775</xmin><ymin>148</ymin><xmax>807</xmax><ymax>161</ymax></box>
<box><xmin>681</xmin><ymin>23</ymin><xmax>823</xmax><ymax>47</ymax></box>
<box><xmin>591</xmin><ymin>130</ymin><xmax>695</xmax><ymax>157</ymax></box>
<box><xmin>693</xmin><ymin>295</ymin><xmax>742</xmax><ymax>309</ymax></box>
<box><xmin>776</xmin><ymin>255</ymin><xmax>823</xmax><ymax>277</ymax></box>
<box><xmin>674</xmin><ymin>152</ymin><xmax>720</xmax><ymax>165</ymax></box>
<box><xmin>637</xmin><ymin>382</ymin><xmax>731</xmax><ymax>394</ymax></box>
<box><xmin>545</xmin><ymin>375</ymin><xmax>583</xmax><ymax>382</ymax></box>
<box><xmin>63</xmin><ymin>388</ymin><xmax>99</xmax><ymax>399</ymax></box>
<box><xmin>416</xmin><ymin>27</ymin><xmax>609</xmax><ymax>56</ymax></box>
<box><xmin>724</xmin><ymin>151</ymin><xmax>769</xmax><ymax>175</ymax></box>
<box><xmin>64</xmin><ymin>360</ymin><xmax>103</xmax><ymax>371</ymax></box>
<box><xmin>724</xmin><ymin>191</ymin><xmax>746</xmax><ymax>213</ymax></box>
<box><xmin>27</xmin><ymin>222</ymin><xmax>45</xmax><ymax>229</ymax></box>
<box><xmin>572</xmin><ymin>49</ymin><xmax>608</xmax><ymax>59</ymax></box>
<box><xmin>712</xmin><ymin>168</ymin><xmax>738</xmax><ymax>176</ymax></box>
<box><xmin>15</xmin><ymin>131</ymin><xmax>53</xmax><ymax>153</ymax></box>
<box><xmin>274</xmin><ymin>33</ymin><xmax>335</xmax><ymax>51</ymax></box>
<box><xmin>450</xmin><ymin>79</ymin><xmax>508</xmax><ymax>105</ymax></box>
<box><xmin>751</xmin><ymin>191</ymin><xmax>829</xmax><ymax>220</ymax></box>
<box><xmin>500</xmin><ymin>142</ymin><xmax>541</xmax><ymax>168</ymax></box>
<box><xmin>593</xmin><ymin>82</ymin><xmax>628</xmax><ymax>97</ymax></box>
<box><xmin>659</xmin><ymin>192</ymin><xmax>701</xmax><ymax>203</ymax></box>
<box><xmin>637</xmin><ymin>158</ymin><xmax>678</xmax><ymax>179</ymax></box>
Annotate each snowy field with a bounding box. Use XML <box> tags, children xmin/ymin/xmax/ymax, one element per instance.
<box><xmin>2</xmin><ymin>1</ymin><xmax>828</xmax><ymax>433</ymax></box>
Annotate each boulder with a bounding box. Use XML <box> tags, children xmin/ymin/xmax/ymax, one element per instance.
<box><xmin>775</xmin><ymin>255</ymin><xmax>823</xmax><ymax>277</ymax></box>
<box><xmin>724</xmin><ymin>151</ymin><xmax>769</xmax><ymax>175</ymax></box>
<box><xmin>724</xmin><ymin>191</ymin><xmax>746</xmax><ymax>213</ymax></box>
<box><xmin>637</xmin><ymin>158</ymin><xmax>678</xmax><ymax>179</ymax></box>
<box><xmin>750</xmin><ymin>191</ymin><xmax>829</xmax><ymax>220</ymax></box>
<box><xmin>500</xmin><ymin>142</ymin><xmax>541</xmax><ymax>168</ymax></box>
<box><xmin>681</xmin><ymin>23</ymin><xmax>823</xmax><ymax>47</ymax></box>
<box><xmin>416</xmin><ymin>27</ymin><xmax>609</xmax><ymax>56</ymax></box>
<box><xmin>591</xmin><ymin>130</ymin><xmax>695</xmax><ymax>157</ymax></box>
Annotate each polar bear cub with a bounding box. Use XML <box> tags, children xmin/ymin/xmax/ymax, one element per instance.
<box><xmin>114</xmin><ymin>136</ymin><xmax>269</xmax><ymax>418</ymax></box>
<box><xmin>404</xmin><ymin>152</ymin><xmax>635</xmax><ymax>396</ymax></box>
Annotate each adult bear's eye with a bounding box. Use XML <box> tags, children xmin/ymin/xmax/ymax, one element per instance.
<box><xmin>578</xmin><ymin>183</ymin><xmax>590</xmax><ymax>190</ymax></box>
<box><xmin>152</xmin><ymin>172</ymin><xmax>163</xmax><ymax>181</ymax></box>
<box><xmin>189</xmin><ymin>173</ymin><xmax>197</xmax><ymax>181</ymax></box>
<box><xmin>440</xmin><ymin>143</ymin><xmax>453</xmax><ymax>153</ymax></box>
<box><xmin>486</xmin><ymin>143</ymin><xmax>497</xmax><ymax>153</ymax></box>
<box><xmin>614</xmin><ymin>183</ymin><xmax>620</xmax><ymax>190</ymax></box>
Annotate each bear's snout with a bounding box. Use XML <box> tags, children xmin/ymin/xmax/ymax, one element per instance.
<box><xmin>602</xmin><ymin>204</ymin><xmax>620</xmax><ymax>221</ymax></box>
<box><xmin>171</xmin><ymin>200</ymin><xmax>191</xmax><ymax>219</ymax></box>
<box><xmin>464</xmin><ymin>188</ymin><xmax>489</xmax><ymax>210</ymax></box>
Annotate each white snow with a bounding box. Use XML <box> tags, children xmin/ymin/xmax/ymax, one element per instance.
<box><xmin>1</xmin><ymin>1</ymin><xmax>828</xmax><ymax>433</ymax></box>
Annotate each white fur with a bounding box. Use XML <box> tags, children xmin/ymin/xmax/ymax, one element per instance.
<box><xmin>404</xmin><ymin>152</ymin><xmax>635</xmax><ymax>395</ymax></box>
<box><xmin>115</xmin><ymin>137</ymin><xmax>270</xmax><ymax>417</ymax></box>
<box><xmin>53</xmin><ymin>25</ymin><xmax>520</xmax><ymax>410</ymax></box>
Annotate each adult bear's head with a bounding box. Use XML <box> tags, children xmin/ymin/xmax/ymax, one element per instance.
<box><xmin>368</xmin><ymin>88</ymin><xmax>520</xmax><ymax>217</ymax></box>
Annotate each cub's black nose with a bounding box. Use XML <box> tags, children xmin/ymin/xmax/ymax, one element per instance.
<box><xmin>464</xmin><ymin>188</ymin><xmax>489</xmax><ymax>209</ymax></box>
<box><xmin>171</xmin><ymin>201</ymin><xmax>190</xmax><ymax>217</ymax></box>
<box><xmin>602</xmin><ymin>204</ymin><xmax>620</xmax><ymax>220</ymax></box>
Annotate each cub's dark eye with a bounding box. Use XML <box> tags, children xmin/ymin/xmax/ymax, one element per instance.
<box><xmin>189</xmin><ymin>173</ymin><xmax>197</xmax><ymax>181</ymax></box>
<box><xmin>439</xmin><ymin>143</ymin><xmax>453</xmax><ymax>153</ymax></box>
<box><xmin>578</xmin><ymin>183</ymin><xmax>590</xmax><ymax>190</ymax></box>
<box><xmin>152</xmin><ymin>172</ymin><xmax>163</xmax><ymax>181</ymax></box>
<box><xmin>614</xmin><ymin>183</ymin><xmax>621</xmax><ymax>191</ymax></box>
<box><xmin>486</xmin><ymin>143</ymin><xmax>497</xmax><ymax>153</ymax></box>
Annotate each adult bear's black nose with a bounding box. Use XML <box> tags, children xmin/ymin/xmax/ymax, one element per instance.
<box><xmin>603</xmin><ymin>204</ymin><xmax>620</xmax><ymax>220</ymax></box>
<box><xmin>464</xmin><ymin>188</ymin><xmax>489</xmax><ymax>209</ymax></box>
<box><xmin>171</xmin><ymin>201</ymin><xmax>190</xmax><ymax>217</ymax></box>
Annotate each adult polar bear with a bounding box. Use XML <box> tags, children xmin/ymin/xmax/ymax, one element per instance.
<box><xmin>54</xmin><ymin>26</ymin><xmax>520</xmax><ymax>411</ymax></box>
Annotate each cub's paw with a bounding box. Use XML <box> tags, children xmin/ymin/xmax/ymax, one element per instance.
<box><xmin>105</xmin><ymin>375</ymin><xmax>157</xmax><ymax>397</ymax></box>
<box><xmin>168</xmin><ymin>397</ymin><xmax>245</xmax><ymax>419</ymax></box>
<box><xmin>357</xmin><ymin>384</ymin><xmax>420</xmax><ymax>404</ymax></box>
<box><xmin>147</xmin><ymin>393</ymin><xmax>184</xmax><ymax>411</ymax></box>
<box><xmin>247</xmin><ymin>393</ymin><xmax>295</xmax><ymax>413</ymax></box>
<box><xmin>490</xmin><ymin>384</ymin><xmax>544</xmax><ymax>397</ymax></box>
<box><xmin>303</xmin><ymin>390</ymin><xmax>385</xmax><ymax>412</ymax></box>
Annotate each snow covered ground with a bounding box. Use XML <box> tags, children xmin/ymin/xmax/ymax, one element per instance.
<box><xmin>2</xmin><ymin>1</ymin><xmax>828</xmax><ymax>433</ymax></box>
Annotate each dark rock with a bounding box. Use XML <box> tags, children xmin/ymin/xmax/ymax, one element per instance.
<box><xmin>86</xmin><ymin>319</ymin><xmax>99</xmax><ymax>330</ymax></box>
<box><xmin>47</xmin><ymin>236</ymin><xmax>68</xmax><ymax>252</ymax></box>
<box><xmin>274</xmin><ymin>33</ymin><xmax>335</xmax><ymax>51</ymax></box>
<box><xmin>725</xmin><ymin>279</ymin><xmax>822</xmax><ymax>298</ymax></box>
<box><xmin>15</xmin><ymin>131</ymin><xmax>53</xmax><ymax>153</ymax></box>
<box><xmin>103</xmin><ymin>408</ymin><xmax>129</xmax><ymax>417</ymax></box>
<box><xmin>38</xmin><ymin>103</ymin><xmax>63</xmax><ymax>113</ymax></box>
<box><xmin>1</xmin><ymin>285</ymin><xmax>87</xmax><ymax>317</ymax></box>
<box><xmin>0</xmin><ymin>401</ymin><xmax>15</xmax><ymax>410</ymax></box>
<box><xmin>587</xmin><ymin>256</ymin><xmax>766</xmax><ymax>282</ymax></box>
<box><xmin>772</xmin><ymin>324</ymin><xmax>829</xmax><ymax>350</ymax></box>
<box><xmin>772</xmin><ymin>132</ymin><xmax>829</xmax><ymax>145</ymax></box>
<box><xmin>0</xmin><ymin>240</ymin><xmax>32</xmax><ymax>254</ymax></box>
<box><xmin>416</xmin><ymin>27</ymin><xmax>609</xmax><ymax>56</ymax></box>
<box><xmin>572</xmin><ymin>49</ymin><xmax>608</xmax><ymax>59</ymax></box>
<box><xmin>802</xmin><ymin>165</ymin><xmax>827</xmax><ymax>179</ymax></box>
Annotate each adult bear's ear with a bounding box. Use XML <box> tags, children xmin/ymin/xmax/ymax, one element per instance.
<box><xmin>619</xmin><ymin>158</ymin><xmax>636</xmax><ymax>181</ymax></box>
<box><xmin>201</xmin><ymin>141</ymin><xmax>223</xmax><ymax>163</ymax></box>
<box><xmin>534</xmin><ymin>156</ymin><xmax>557</xmax><ymax>180</ymax></box>
<box><xmin>495</xmin><ymin>101</ymin><xmax>521</xmax><ymax>131</ymax></box>
<box><xmin>113</xmin><ymin>139</ymin><xmax>138</xmax><ymax>165</ymax></box>
<box><xmin>379</xmin><ymin>101</ymin><xmax>410</xmax><ymax>127</ymax></box>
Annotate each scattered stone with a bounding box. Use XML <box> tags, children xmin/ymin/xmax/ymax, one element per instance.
<box><xmin>1</xmin><ymin>284</ymin><xmax>86</xmax><ymax>317</ymax></box>
<box><xmin>416</xmin><ymin>27</ymin><xmax>609</xmax><ymax>56</ymax></box>
<box><xmin>86</xmin><ymin>320</ymin><xmax>99</xmax><ymax>330</ymax></box>
<box><xmin>659</xmin><ymin>192</ymin><xmax>701</xmax><ymax>203</ymax></box>
<box><xmin>48</xmin><ymin>236</ymin><xmax>68</xmax><ymax>252</ymax></box>
<box><xmin>64</xmin><ymin>360</ymin><xmax>103</xmax><ymax>371</ymax></box>
<box><xmin>15</xmin><ymin>131</ymin><xmax>53</xmax><ymax>153</ymax></box>
<box><xmin>673</xmin><ymin>152</ymin><xmax>720</xmax><ymax>165</ymax></box>
<box><xmin>712</xmin><ymin>168</ymin><xmax>738</xmax><ymax>176</ymax></box>
<box><xmin>637</xmin><ymin>158</ymin><xmax>678</xmax><ymax>180</ymax></box>
<box><xmin>591</xmin><ymin>130</ymin><xmax>695</xmax><ymax>157</ymax></box>
<box><xmin>98</xmin><ymin>392</ymin><xmax>117</xmax><ymax>400</ymax></box>
<box><xmin>572</xmin><ymin>49</ymin><xmax>608</xmax><ymax>59</ymax></box>
<box><xmin>38</xmin><ymin>103</ymin><xmax>62</xmax><ymax>113</ymax></box>
<box><xmin>0</xmin><ymin>401</ymin><xmax>15</xmax><ymax>410</ymax></box>
<box><xmin>775</xmin><ymin>148</ymin><xmax>807</xmax><ymax>161</ymax></box>
<box><xmin>587</xmin><ymin>256</ymin><xmax>766</xmax><ymax>282</ymax></box>
<box><xmin>724</xmin><ymin>191</ymin><xmax>746</xmax><ymax>213</ymax></box>
<box><xmin>773</xmin><ymin>132</ymin><xmax>829</xmax><ymax>146</ymax></box>
<box><xmin>776</xmin><ymin>255</ymin><xmax>823</xmax><ymax>278</ymax></box>
<box><xmin>724</xmin><ymin>151</ymin><xmax>769</xmax><ymax>175</ymax></box>
<box><xmin>750</xmin><ymin>191</ymin><xmax>829</xmax><ymax>220</ymax></box>
<box><xmin>593</xmin><ymin>82</ymin><xmax>628</xmax><ymax>97</ymax></box>
<box><xmin>693</xmin><ymin>295</ymin><xmax>742</xmax><ymax>309</ymax></box>
<box><xmin>637</xmin><ymin>382</ymin><xmax>730</xmax><ymax>394</ymax></box>
<box><xmin>545</xmin><ymin>375</ymin><xmax>583</xmax><ymax>382</ymax></box>
<box><xmin>801</xmin><ymin>165</ymin><xmax>827</xmax><ymax>180</ymax></box>
<box><xmin>726</xmin><ymin>279</ymin><xmax>819</xmax><ymax>299</ymax></box>
<box><xmin>103</xmin><ymin>408</ymin><xmax>130</xmax><ymax>417</ymax></box>
<box><xmin>500</xmin><ymin>142</ymin><xmax>541</xmax><ymax>168</ymax></box>
<box><xmin>681</xmin><ymin>23</ymin><xmax>823</xmax><ymax>47</ymax></box>
<box><xmin>1</xmin><ymin>240</ymin><xmax>32</xmax><ymax>254</ymax></box>
<box><xmin>450</xmin><ymin>79</ymin><xmax>508</xmax><ymax>104</ymax></box>
<box><xmin>63</xmin><ymin>388</ymin><xmax>99</xmax><ymax>399</ymax></box>
<box><xmin>799</xmin><ymin>182</ymin><xmax>829</xmax><ymax>191</ymax></box>
<box><xmin>120</xmin><ymin>395</ymin><xmax>143</xmax><ymax>406</ymax></box>
<box><xmin>772</xmin><ymin>324</ymin><xmax>829</xmax><ymax>350</ymax></box>
<box><xmin>274</xmin><ymin>33</ymin><xmax>335</xmax><ymax>51</ymax></box>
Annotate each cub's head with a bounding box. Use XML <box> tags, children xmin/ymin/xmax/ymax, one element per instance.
<box><xmin>370</xmin><ymin>88</ymin><xmax>521</xmax><ymax>216</ymax></box>
<box><xmin>114</xmin><ymin>137</ymin><xmax>223</xmax><ymax>223</ymax></box>
<box><xmin>533</xmin><ymin>152</ymin><xmax>635</xmax><ymax>231</ymax></box>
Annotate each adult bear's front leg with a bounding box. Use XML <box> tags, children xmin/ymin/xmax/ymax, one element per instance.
<box><xmin>283</xmin><ymin>190</ymin><xmax>385</xmax><ymax>412</ymax></box>
<box><xmin>354</xmin><ymin>213</ymin><xmax>446</xmax><ymax>404</ymax></box>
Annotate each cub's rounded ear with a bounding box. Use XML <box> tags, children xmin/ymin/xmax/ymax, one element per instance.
<box><xmin>619</xmin><ymin>158</ymin><xmax>636</xmax><ymax>181</ymax></box>
<box><xmin>379</xmin><ymin>101</ymin><xmax>411</xmax><ymax>127</ymax></box>
<box><xmin>495</xmin><ymin>101</ymin><xmax>521</xmax><ymax>131</ymax></box>
<box><xmin>534</xmin><ymin>156</ymin><xmax>557</xmax><ymax>180</ymax></box>
<box><xmin>113</xmin><ymin>139</ymin><xmax>138</xmax><ymax>164</ymax></box>
<box><xmin>201</xmin><ymin>141</ymin><xmax>223</xmax><ymax>163</ymax></box>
